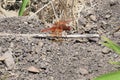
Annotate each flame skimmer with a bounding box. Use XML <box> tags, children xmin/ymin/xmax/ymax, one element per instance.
<box><xmin>41</xmin><ymin>20</ymin><xmax>71</xmax><ymax>37</ymax></box>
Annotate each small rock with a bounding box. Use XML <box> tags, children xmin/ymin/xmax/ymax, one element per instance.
<box><xmin>0</xmin><ymin>56</ymin><xmax>6</xmax><ymax>61</ymax></box>
<box><xmin>38</xmin><ymin>41</ymin><xmax>44</xmax><ymax>47</ymax></box>
<box><xmin>102</xmin><ymin>47</ymin><xmax>110</xmax><ymax>54</ymax></box>
<box><xmin>79</xmin><ymin>67</ymin><xmax>89</xmax><ymax>75</ymax></box>
<box><xmin>24</xmin><ymin>22</ymin><xmax>28</xmax><ymax>24</ymax></box>
<box><xmin>3</xmin><ymin>48</ymin><xmax>15</xmax><ymax>69</ymax></box>
<box><xmin>105</xmin><ymin>14</ymin><xmax>111</xmax><ymax>18</ymax></box>
<box><xmin>90</xmin><ymin>15</ymin><xmax>97</xmax><ymax>21</ymax></box>
<box><xmin>27</xmin><ymin>66</ymin><xmax>40</xmax><ymax>73</ymax></box>
<box><xmin>85</xmin><ymin>23</ymin><xmax>94</xmax><ymax>31</ymax></box>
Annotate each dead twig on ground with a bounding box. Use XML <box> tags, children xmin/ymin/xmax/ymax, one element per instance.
<box><xmin>0</xmin><ymin>33</ymin><xmax>99</xmax><ymax>38</ymax></box>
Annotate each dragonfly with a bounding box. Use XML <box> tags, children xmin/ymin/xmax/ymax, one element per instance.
<box><xmin>41</xmin><ymin>20</ymin><xmax>72</xmax><ymax>37</ymax></box>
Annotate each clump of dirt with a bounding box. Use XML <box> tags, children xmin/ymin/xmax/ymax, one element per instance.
<box><xmin>0</xmin><ymin>0</ymin><xmax>120</xmax><ymax>80</ymax></box>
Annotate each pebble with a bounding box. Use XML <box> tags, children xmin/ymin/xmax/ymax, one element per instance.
<box><xmin>0</xmin><ymin>56</ymin><xmax>6</xmax><ymax>61</ymax></box>
<box><xmin>27</xmin><ymin>66</ymin><xmax>40</xmax><ymax>73</ymax></box>
<box><xmin>79</xmin><ymin>67</ymin><xmax>89</xmax><ymax>75</ymax></box>
<box><xmin>3</xmin><ymin>48</ymin><xmax>15</xmax><ymax>70</ymax></box>
<box><xmin>85</xmin><ymin>23</ymin><xmax>94</xmax><ymax>31</ymax></box>
<box><xmin>90</xmin><ymin>15</ymin><xmax>97</xmax><ymax>21</ymax></box>
<box><xmin>102</xmin><ymin>47</ymin><xmax>110</xmax><ymax>54</ymax></box>
<box><xmin>105</xmin><ymin>14</ymin><xmax>111</xmax><ymax>18</ymax></box>
<box><xmin>24</xmin><ymin>22</ymin><xmax>28</xmax><ymax>24</ymax></box>
<box><xmin>38</xmin><ymin>41</ymin><xmax>44</xmax><ymax>47</ymax></box>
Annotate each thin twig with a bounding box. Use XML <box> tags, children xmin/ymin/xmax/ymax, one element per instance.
<box><xmin>50</xmin><ymin>1</ymin><xmax>59</xmax><ymax>20</ymax></box>
<box><xmin>0</xmin><ymin>33</ymin><xmax>100</xmax><ymax>38</ymax></box>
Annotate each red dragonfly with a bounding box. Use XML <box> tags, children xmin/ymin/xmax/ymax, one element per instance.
<box><xmin>41</xmin><ymin>20</ymin><xmax>71</xmax><ymax>36</ymax></box>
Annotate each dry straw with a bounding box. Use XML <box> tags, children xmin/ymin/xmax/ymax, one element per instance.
<box><xmin>0</xmin><ymin>33</ymin><xmax>99</xmax><ymax>38</ymax></box>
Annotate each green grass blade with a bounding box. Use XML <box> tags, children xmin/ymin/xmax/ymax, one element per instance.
<box><xmin>18</xmin><ymin>0</ymin><xmax>29</xmax><ymax>16</ymax></box>
<box><xmin>102</xmin><ymin>42</ymin><xmax>120</xmax><ymax>54</ymax></box>
<box><xmin>101</xmin><ymin>36</ymin><xmax>120</xmax><ymax>54</ymax></box>
<box><xmin>103</xmin><ymin>37</ymin><xmax>120</xmax><ymax>49</ymax></box>
<box><xmin>93</xmin><ymin>70</ymin><xmax>120</xmax><ymax>80</ymax></box>
<box><xmin>109</xmin><ymin>60</ymin><xmax>120</xmax><ymax>65</ymax></box>
<box><xmin>94</xmin><ymin>36</ymin><xmax>120</xmax><ymax>80</ymax></box>
<box><xmin>102</xmin><ymin>36</ymin><xmax>120</xmax><ymax>49</ymax></box>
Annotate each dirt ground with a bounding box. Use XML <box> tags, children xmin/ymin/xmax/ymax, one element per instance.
<box><xmin>0</xmin><ymin>0</ymin><xmax>120</xmax><ymax>80</ymax></box>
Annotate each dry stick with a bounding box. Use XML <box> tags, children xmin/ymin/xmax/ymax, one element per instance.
<box><xmin>50</xmin><ymin>1</ymin><xmax>59</xmax><ymax>20</ymax></box>
<box><xmin>59</xmin><ymin>0</ymin><xmax>68</xmax><ymax>19</ymax></box>
<box><xmin>0</xmin><ymin>33</ymin><xmax>99</xmax><ymax>38</ymax></box>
